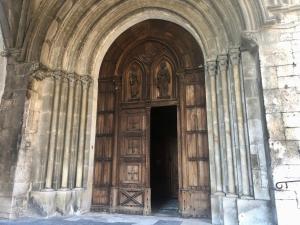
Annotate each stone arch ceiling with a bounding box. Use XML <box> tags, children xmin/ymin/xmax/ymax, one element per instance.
<box><xmin>22</xmin><ymin>0</ymin><xmax>268</xmax><ymax>77</ymax></box>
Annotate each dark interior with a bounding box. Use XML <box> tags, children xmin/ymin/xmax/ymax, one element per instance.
<box><xmin>150</xmin><ymin>105</ymin><xmax>179</xmax><ymax>215</ymax></box>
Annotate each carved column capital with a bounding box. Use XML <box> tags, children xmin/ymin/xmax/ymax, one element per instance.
<box><xmin>0</xmin><ymin>48</ymin><xmax>23</xmax><ymax>61</ymax></box>
<box><xmin>217</xmin><ymin>55</ymin><xmax>228</xmax><ymax>72</ymax></box>
<box><xmin>49</xmin><ymin>70</ymin><xmax>63</xmax><ymax>80</ymax></box>
<box><xmin>80</xmin><ymin>75</ymin><xmax>93</xmax><ymax>87</ymax></box>
<box><xmin>31</xmin><ymin>70</ymin><xmax>48</xmax><ymax>81</ymax></box>
<box><xmin>206</xmin><ymin>60</ymin><xmax>217</xmax><ymax>76</ymax></box>
<box><xmin>229</xmin><ymin>48</ymin><xmax>241</xmax><ymax>65</ymax></box>
<box><xmin>65</xmin><ymin>73</ymin><xmax>77</xmax><ymax>86</ymax></box>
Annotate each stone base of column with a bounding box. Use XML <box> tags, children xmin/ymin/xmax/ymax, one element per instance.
<box><xmin>223</xmin><ymin>197</ymin><xmax>238</xmax><ymax>225</ymax></box>
<box><xmin>211</xmin><ymin>194</ymin><xmax>273</xmax><ymax>225</ymax></box>
<box><xmin>72</xmin><ymin>188</ymin><xmax>84</xmax><ymax>212</ymax></box>
<box><xmin>30</xmin><ymin>191</ymin><xmax>56</xmax><ymax>216</ymax></box>
<box><xmin>41</xmin><ymin>188</ymin><xmax>55</xmax><ymax>192</ymax></box>
<box><xmin>241</xmin><ymin>195</ymin><xmax>254</xmax><ymax>200</ymax></box>
<box><xmin>226</xmin><ymin>193</ymin><xmax>238</xmax><ymax>198</ymax></box>
<box><xmin>56</xmin><ymin>190</ymin><xmax>72</xmax><ymax>215</ymax></box>
<box><xmin>237</xmin><ymin>199</ymin><xmax>273</xmax><ymax>225</ymax></box>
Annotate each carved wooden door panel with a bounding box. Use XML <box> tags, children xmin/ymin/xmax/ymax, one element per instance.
<box><xmin>180</xmin><ymin>69</ymin><xmax>210</xmax><ymax>218</ymax></box>
<box><xmin>92</xmin><ymin>79</ymin><xmax>115</xmax><ymax>211</ymax></box>
<box><xmin>117</xmin><ymin>108</ymin><xmax>150</xmax><ymax>214</ymax></box>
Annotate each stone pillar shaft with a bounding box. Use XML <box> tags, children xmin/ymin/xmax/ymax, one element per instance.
<box><xmin>45</xmin><ymin>76</ymin><xmax>61</xmax><ymax>189</ymax></box>
<box><xmin>230</xmin><ymin>48</ymin><xmax>250</xmax><ymax>197</ymax></box>
<box><xmin>207</xmin><ymin>61</ymin><xmax>223</xmax><ymax>193</ymax></box>
<box><xmin>218</xmin><ymin>55</ymin><xmax>236</xmax><ymax>195</ymax></box>
<box><xmin>69</xmin><ymin>81</ymin><xmax>81</xmax><ymax>188</ymax></box>
<box><xmin>75</xmin><ymin>80</ymin><xmax>88</xmax><ymax>188</ymax></box>
<box><xmin>61</xmin><ymin>76</ymin><xmax>75</xmax><ymax>189</ymax></box>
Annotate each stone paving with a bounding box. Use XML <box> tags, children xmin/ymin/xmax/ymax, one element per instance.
<box><xmin>0</xmin><ymin>213</ymin><xmax>212</xmax><ymax>225</ymax></box>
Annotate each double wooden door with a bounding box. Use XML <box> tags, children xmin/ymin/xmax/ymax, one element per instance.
<box><xmin>92</xmin><ymin>40</ymin><xmax>210</xmax><ymax>217</ymax></box>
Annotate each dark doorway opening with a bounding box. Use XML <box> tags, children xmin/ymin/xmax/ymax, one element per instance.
<box><xmin>150</xmin><ymin>105</ymin><xmax>179</xmax><ymax>215</ymax></box>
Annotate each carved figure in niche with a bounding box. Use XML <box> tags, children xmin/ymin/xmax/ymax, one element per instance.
<box><xmin>156</xmin><ymin>61</ymin><xmax>170</xmax><ymax>98</ymax></box>
<box><xmin>129</xmin><ymin>64</ymin><xmax>140</xmax><ymax>99</ymax></box>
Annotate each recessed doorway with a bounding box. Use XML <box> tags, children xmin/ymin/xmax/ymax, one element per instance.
<box><xmin>150</xmin><ymin>105</ymin><xmax>179</xmax><ymax>216</ymax></box>
<box><xmin>93</xmin><ymin>19</ymin><xmax>210</xmax><ymax>217</ymax></box>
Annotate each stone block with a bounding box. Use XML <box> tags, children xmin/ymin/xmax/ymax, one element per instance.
<box><xmin>72</xmin><ymin>188</ymin><xmax>83</xmax><ymax>212</ymax></box>
<box><xmin>263</xmin><ymin>89</ymin><xmax>283</xmax><ymax>113</ymax></box>
<box><xmin>277</xmin><ymin>64</ymin><xmax>296</xmax><ymax>77</ymax></box>
<box><xmin>281</xmin><ymin>88</ymin><xmax>300</xmax><ymax>112</ymax></box>
<box><xmin>280</xmin><ymin>32</ymin><xmax>293</xmax><ymax>42</ymax></box>
<box><xmin>276</xmin><ymin>199</ymin><xmax>300</xmax><ymax>225</ymax></box>
<box><xmin>30</xmin><ymin>191</ymin><xmax>56</xmax><ymax>216</ymax></box>
<box><xmin>237</xmin><ymin>199</ymin><xmax>273</xmax><ymax>225</ymax></box>
<box><xmin>292</xmin><ymin>31</ymin><xmax>300</xmax><ymax>40</ymax></box>
<box><xmin>285</xmin><ymin>141</ymin><xmax>300</xmax><ymax>160</ymax></box>
<box><xmin>273</xmin><ymin>165</ymin><xmax>300</xmax><ymax>181</ymax></box>
<box><xmin>286</xmin><ymin>128</ymin><xmax>300</xmax><ymax>140</ymax></box>
<box><xmin>248</xmin><ymin>119</ymin><xmax>264</xmax><ymax>144</ymax></box>
<box><xmin>278</xmin><ymin>75</ymin><xmax>300</xmax><ymax>90</ymax></box>
<box><xmin>283</xmin><ymin>112</ymin><xmax>300</xmax><ymax>127</ymax></box>
<box><xmin>260</xmin><ymin>47</ymin><xmax>293</xmax><ymax>67</ymax></box>
<box><xmin>244</xmin><ymin>79</ymin><xmax>259</xmax><ymax>98</ymax></box>
<box><xmin>270</xmin><ymin>140</ymin><xmax>300</xmax><ymax>165</ymax></box>
<box><xmin>222</xmin><ymin>197</ymin><xmax>238</xmax><ymax>225</ymax></box>
<box><xmin>246</xmin><ymin>98</ymin><xmax>262</xmax><ymax>120</ymax></box>
<box><xmin>292</xmin><ymin>39</ymin><xmax>300</xmax><ymax>52</ymax></box>
<box><xmin>56</xmin><ymin>189</ymin><xmax>72</xmax><ymax>215</ymax></box>
<box><xmin>275</xmin><ymin>190</ymin><xmax>298</xmax><ymax>200</ymax></box>
<box><xmin>211</xmin><ymin>195</ymin><xmax>222</xmax><ymax>225</ymax></box>
<box><xmin>0</xmin><ymin>196</ymin><xmax>12</xmax><ymax>219</ymax></box>
<box><xmin>261</xmin><ymin>66</ymin><xmax>278</xmax><ymax>89</ymax></box>
<box><xmin>266</xmin><ymin>113</ymin><xmax>285</xmax><ymax>140</ymax></box>
<box><xmin>261</xmin><ymin>67</ymin><xmax>278</xmax><ymax>89</ymax></box>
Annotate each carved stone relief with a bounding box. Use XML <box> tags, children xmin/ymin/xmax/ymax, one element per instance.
<box><xmin>156</xmin><ymin>61</ymin><xmax>171</xmax><ymax>99</ymax></box>
<box><xmin>124</xmin><ymin>63</ymin><xmax>142</xmax><ymax>101</ymax></box>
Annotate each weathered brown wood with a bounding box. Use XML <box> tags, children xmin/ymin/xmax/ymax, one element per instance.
<box><xmin>92</xmin><ymin>80</ymin><xmax>115</xmax><ymax>210</ymax></box>
<box><xmin>94</xmin><ymin>20</ymin><xmax>208</xmax><ymax>218</ymax></box>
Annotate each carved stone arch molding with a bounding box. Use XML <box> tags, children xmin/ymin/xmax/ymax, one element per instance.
<box><xmin>11</xmin><ymin>2</ymin><xmax>274</xmax><ymax>225</ymax></box>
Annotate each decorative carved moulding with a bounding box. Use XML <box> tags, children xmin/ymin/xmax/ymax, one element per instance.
<box><xmin>0</xmin><ymin>48</ymin><xmax>23</xmax><ymax>61</ymax></box>
<box><xmin>29</xmin><ymin>63</ymin><xmax>93</xmax><ymax>84</ymax></box>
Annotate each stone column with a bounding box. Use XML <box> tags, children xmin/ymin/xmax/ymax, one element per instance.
<box><xmin>60</xmin><ymin>74</ymin><xmax>75</xmax><ymax>189</ymax></box>
<box><xmin>75</xmin><ymin>77</ymin><xmax>89</xmax><ymax>188</ymax></box>
<box><xmin>207</xmin><ymin>61</ymin><xmax>223</xmax><ymax>194</ymax></box>
<box><xmin>69</xmin><ymin>79</ymin><xmax>81</xmax><ymax>188</ymax></box>
<box><xmin>229</xmin><ymin>48</ymin><xmax>251</xmax><ymax>197</ymax></box>
<box><xmin>218</xmin><ymin>55</ymin><xmax>236</xmax><ymax>195</ymax></box>
<box><xmin>44</xmin><ymin>72</ymin><xmax>61</xmax><ymax>190</ymax></box>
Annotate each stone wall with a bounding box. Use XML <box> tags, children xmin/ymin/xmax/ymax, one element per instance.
<box><xmin>0</xmin><ymin>57</ymin><xmax>35</xmax><ymax>218</ymax></box>
<box><xmin>259</xmin><ymin>4</ymin><xmax>300</xmax><ymax>225</ymax></box>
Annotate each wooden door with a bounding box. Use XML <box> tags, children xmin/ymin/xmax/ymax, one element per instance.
<box><xmin>94</xmin><ymin>36</ymin><xmax>210</xmax><ymax>217</ymax></box>
<box><xmin>179</xmin><ymin>69</ymin><xmax>210</xmax><ymax>218</ymax></box>
<box><xmin>92</xmin><ymin>79</ymin><xmax>115</xmax><ymax>211</ymax></box>
<box><xmin>117</xmin><ymin>108</ymin><xmax>151</xmax><ymax>214</ymax></box>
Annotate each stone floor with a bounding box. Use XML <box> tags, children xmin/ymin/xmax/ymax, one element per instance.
<box><xmin>0</xmin><ymin>213</ymin><xmax>212</xmax><ymax>225</ymax></box>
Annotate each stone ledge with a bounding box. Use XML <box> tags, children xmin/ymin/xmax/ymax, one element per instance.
<box><xmin>29</xmin><ymin>189</ymin><xmax>84</xmax><ymax>217</ymax></box>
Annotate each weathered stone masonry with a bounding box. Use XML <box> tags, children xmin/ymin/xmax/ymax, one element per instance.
<box><xmin>1</xmin><ymin>1</ymin><xmax>300</xmax><ymax>225</ymax></box>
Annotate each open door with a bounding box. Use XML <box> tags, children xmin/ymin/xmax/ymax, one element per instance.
<box><xmin>151</xmin><ymin>106</ymin><xmax>178</xmax><ymax>215</ymax></box>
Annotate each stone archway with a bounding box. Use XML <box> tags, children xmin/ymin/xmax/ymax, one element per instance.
<box><xmin>11</xmin><ymin>1</ymin><xmax>274</xmax><ymax>224</ymax></box>
<box><xmin>92</xmin><ymin>20</ymin><xmax>210</xmax><ymax>217</ymax></box>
